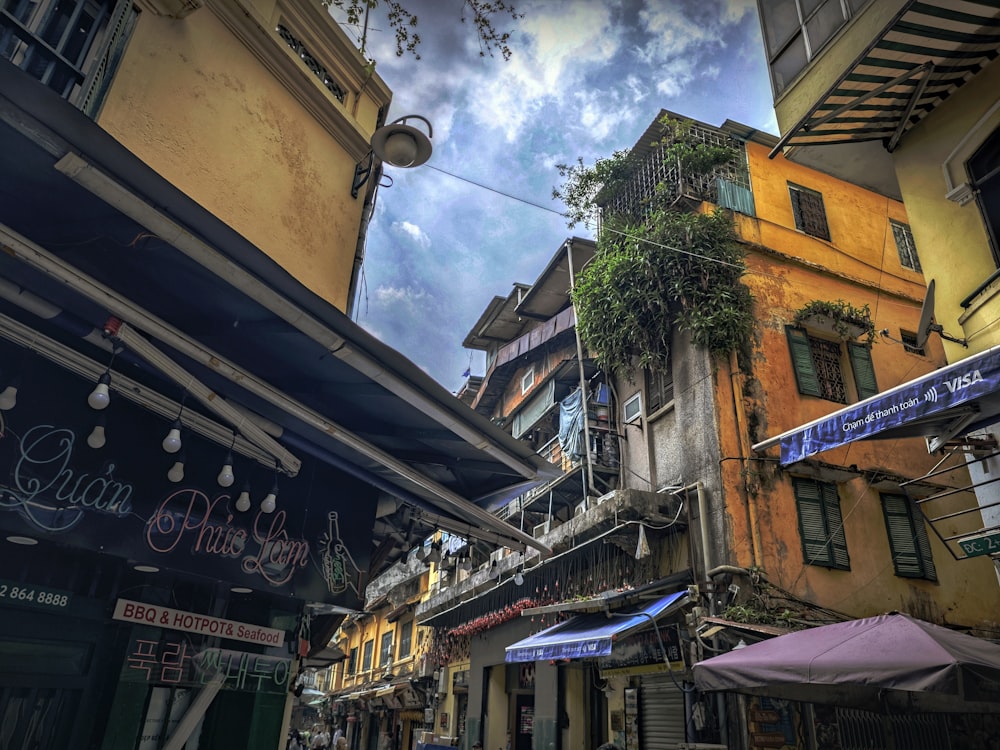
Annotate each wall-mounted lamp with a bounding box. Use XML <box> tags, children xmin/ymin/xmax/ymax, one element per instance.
<box><xmin>352</xmin><ymin>115</ymin><xmax>433</xmax><ymax>198</ymax></box>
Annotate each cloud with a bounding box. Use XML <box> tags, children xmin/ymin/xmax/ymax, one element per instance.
<box><xmin>392</xmin><ymin>220</ymin><xmax>430</xmax><ymax>248</ymax></box>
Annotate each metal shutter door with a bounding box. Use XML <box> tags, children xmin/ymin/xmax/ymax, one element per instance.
<box><xmin>639</xmin><ymin>674</ymin><xmax>686</xmax><ymax>749</ymax></box>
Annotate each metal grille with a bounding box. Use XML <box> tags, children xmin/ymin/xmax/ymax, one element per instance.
<box><xmin>835</xmin><ymin>706</ymin><xmax>950</xmax><ymax>750</ymax></box>
<box><xmin>809</xmin><ymin>336</ymin><xmax>846</xmax><ymax>403</ymax></box>
<box><xmin>789</xmin><ymin>184</ymin><xmax>831</xmax><ymax>240</ymax></box>
<box><xmin>891</xmin><ymin>220</ymin><xmax>922</xmax><ymax>272</ymax></box>
<box><xmin>604</xmin><ymin>120</ymin><xmax>750</xmax><ymax>220</ymax></box>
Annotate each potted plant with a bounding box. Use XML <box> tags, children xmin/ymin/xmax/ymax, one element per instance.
<box><xmin>794</xmin><ymin>299</ymin><xmax>875</xmax><ymax>344</ymax></box>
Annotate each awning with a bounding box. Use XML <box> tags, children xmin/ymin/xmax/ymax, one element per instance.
<box><xmin>504</xmin><ymin>591</ymin><xmax>688</xmax><ymax>663</ymax></box>
<box><xmin>770</xmin><ymin>1</ymin><xmax>1000</xmax><ymax>156</ymax></box>
<box><xmin>753</xmin><ymin>345</ymin><xmax>1000</xmax><ymax>465</ymax></box>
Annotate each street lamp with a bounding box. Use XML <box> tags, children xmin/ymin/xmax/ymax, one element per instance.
<box><xmin>352</xmin><ymin>115</ymin><xmax>433</xmax><ymax>197</ymax></box>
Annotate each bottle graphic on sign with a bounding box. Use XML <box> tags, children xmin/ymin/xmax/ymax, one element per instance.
<box><xmin>319</xmin><ymin>511</ymin><xmax>359</xmax><ymax>595</ymax></box>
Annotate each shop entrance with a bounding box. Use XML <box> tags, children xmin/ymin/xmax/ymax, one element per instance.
<box><xmin>512</xmin><ymin>694</ymin><xmax>533</xmax><ymax>750</ymax></box>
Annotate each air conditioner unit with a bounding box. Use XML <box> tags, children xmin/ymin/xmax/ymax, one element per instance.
<box><xmin>574</xmin><ymin>500</ymin><xmax>588</xmax><ymax>517</ymax></box>
<box><xmin>533</xmin><ymin>521</ymin><xmax>550</xmax><ymax>538</ymax></box>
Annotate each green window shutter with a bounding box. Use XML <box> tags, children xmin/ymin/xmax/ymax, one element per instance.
<box><xmin>882</xmin><ymin>494</ymin><xmax>936</xmax><ymax>580</ymax></box>
<box><xmin>848</xmin><ymin>342</ymin><xmax>879</xmax><ymax>400</ymax></box>
<box><xmin>786</xmin><ymin>326</ymin><xmax>822</xmax><ymax>397</ymax></box>
<box><xmin>822</xmin><ymin>482</ymin><xmax>851</xmax><ymax>570</ymax></box>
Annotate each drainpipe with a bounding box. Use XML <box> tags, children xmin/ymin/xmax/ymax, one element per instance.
<box><xmin>347</xmin><ymin>162</ymin><xmax>382</xmax><ymax>320</ymax></box>
<box><xmin>672</xmin><ymin>481</ymin><xmax>712</xmax><ymax>597</ymax></box>
<box><xmin>726</xmin><ymin>350</ymin><xmax>761</xmax><ymax>569</ymax></box>
<box><xmin>566</xmin><ymin>239</ymin><xmax>598</xmax><ymax>497</ymax></box>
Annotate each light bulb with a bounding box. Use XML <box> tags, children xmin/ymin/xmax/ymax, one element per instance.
<box><xmin>86</xmin><ymin>420</ymin><xmax>107</xmax><ymax>449</ymax></box>
<box><xmin>488</xmin><ymin>561</ymin><xmax>500</xmax><ymax>580</ymax></box>
<box><xmin>416</xmin><ymin>546</ymin><xmax>427</xmax><ymax>562</ymax></box>
<box><xmin>217</xmin><ymin>453</ymin><xmax>235</xmax><ymax>487</ymax></box>
<box><xmin>383</xmin><ymin>131</ymin><xmax>418</xmax><ymax>167</ymax></box>
<box><xmin>260</xmin><ymin>485</ymin><xmax>278</xmax><ymax>514</ymax></box>
<box><xmin>514</xmin><ymin>572</ymin><xmax>524</xmax><ymax>586</ymax></box>
<box><xmin>0</xmin><ymin>385</ymin><xmax>17</xmax><ymax>410</ymax></box>
<box><xmin>235</xmin><ymin>483</ymin><xmax>251</xmax><ymax>512</ymax></box>
<box><xmin>88</xmin><ymin>372</ymin><xmax>111</xmax><ymax>410</ymax></box>
<box><xmin>162</xmin><ymin>419</ymin><xmax>182</xmax><ymax>453</ymax></box>
<box><xmin>167</xmin><ymin>457</ymin><xmax>185</xmax><ymax>483</ymax></box>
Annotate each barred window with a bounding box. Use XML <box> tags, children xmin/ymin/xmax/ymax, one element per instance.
<box><xmin>891</xmin><ymin>220</ymin><xmax>922</xmax><ymax>272</ymax></box>
<box><xmin>786</xmin><ymin>326</ymin><xmax>878</xmax><ymax>404</ymax></box>
<box><xmin>789</xmin><ymin>183</ymin><xmax>831</xmax><ymax>240</ymax></box>
<box><xmin>645</xmin><ymin>359</ymin><xmax>674</xmax><ymax>413</ymax></box>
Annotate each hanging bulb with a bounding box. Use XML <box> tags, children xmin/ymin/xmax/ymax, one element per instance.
<box><xmin>167</xmin><ymin>453</ymin><xmax>186</xmax><ymax>483</ymax></box>
<box><xmin>235</xmin><ymin>482</ymin><xmax>252</xmax><ymax>512</ymax></box>
<box><xmin>260</xmin><ymin>483</ymin><xmax>278</xmax><ymax>514</ymax></box>
<box><xmin>161</xmin><ymin>418</ymin><xmax>183</xmax><ymax>454</ymax></box>
<box><xmin>0</xmin><ymin>383</ymin><xmax>18</xmax><ymax>410</ymax></box>
<box><xmin>88</xmin><ymin>371</ymin><xmax>111</xmax><ymax>410</ymax></box>
<box><xmin>416</xmin><ymin>545</ymin><xmax>428</xmax><ymax>562</ymax></box>
<box><xmin>86</xmin><ymin>416</ymin><xmax>107</xmax><ymax>449</ymax></box>
<box><xmin>488</xmin><ymin>560</ymin><xmax>500</xmax><ymax>580</ymax></box>
<box><xmin>514</xmin><ymin>571</ymin><xmax>524</xmax><ymax>586</ymax></box>
<box><xmin>217</xmin><ymin>452</ymin><xmax>235</xmax><ymax>487</ymax></box>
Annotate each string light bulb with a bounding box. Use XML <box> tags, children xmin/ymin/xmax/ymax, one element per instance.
<box><xmin>161</xmin><ymin>418</ymin><xmax>183</xmax><ymax>454</ymax></box>
<box><xmin>260</xmin><ymin>482</ymin><xmax>278</xmax><ymax>514</ymax></box>
<box><xmin>235</xmin><ymin>482</ymin><xmax>252</xmax><ymax>513</ymax></box>
<box><xmin>514</xmin><ymin>570</ymin><xmax>524</xmax><ymax>586</ymax></box>
<box><xmin>167</xmin><ymin>452</ymin><xmax>186</xmax><ymax>483</ymax></box>
<box><xmin>217</xmin><ymin>452</ymin><xmax>235</xmax><ymax>488</ymax></box>
<box><xmin>86</xmin><ymin>415</ymin><xmax>107</xmax><ymax>449</ymax></box>
<box><xmin>0</xmin><ymin>382</ymin><xmax>18</xmax><ymax>410</ymax></box>
<box><xmin>88</xmin><ymin>371</ymin><xmax>111</xmax><ymax>410</ymax></box>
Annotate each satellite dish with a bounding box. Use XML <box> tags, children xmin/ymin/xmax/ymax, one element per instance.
<box><xmin>914</xmin><ymin>278</ymin><xmax>968</xmax><ymax>349</ymax></box>
<box><xmin>914</xmin><ymin>279</ymin><xmax>936</xmax><ymax>349</ymax></box>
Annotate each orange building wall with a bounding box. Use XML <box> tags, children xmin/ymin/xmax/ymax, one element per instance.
<box><xmin>717</xmin><ymin>141</ymin><xmax>1000</xmax><ymax>628</ymax></box>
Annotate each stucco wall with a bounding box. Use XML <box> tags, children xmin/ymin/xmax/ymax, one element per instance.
<box><xmin>892</xmin><ymin>60</ymin><xmax>1000</xmax><ymax>357</ymax></box>
<box><xmin>97</xmin><ymin>5</ymin><xmax>387</xmax><ymax>311</ymax></box>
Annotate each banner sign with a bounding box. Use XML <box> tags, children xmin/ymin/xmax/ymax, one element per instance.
<box><xmin>0</xmin><ymin>342</ymin><xmax>373</xmax><ymax>608</ymax></box>
<box><xmin>598</xmin><ymin>624</ymin><xmax>684</xmax><ymax>675</ymax></box>
<box><xmin>122</xmin><ymin>637</ymin><xmax>291</xmax><ymax>694</ymax></box>
<box><xmin>780</xmin><ymin>346</ymin><xmax>1000</xmax><ymax>465</ymax></box>
<box><xmin>113</xmin><ymin>598</ymin><xmax>285</xmax><ymax>647</ymax></box>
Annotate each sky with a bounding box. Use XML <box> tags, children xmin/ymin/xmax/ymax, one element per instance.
<box><xmin>335</xmin><ymin>0</ymin><xmax>778</xmax><ymax>394</ymax></box>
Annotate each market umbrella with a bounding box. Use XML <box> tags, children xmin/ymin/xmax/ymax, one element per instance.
<box><xmin>692</xmin><ymin>612</ymin><xmax>1000</xmax><ymax>713</ymax></box>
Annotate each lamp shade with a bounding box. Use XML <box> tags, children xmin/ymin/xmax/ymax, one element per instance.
<box><xmin>371</xmin><ymin>118</ymin><xmax>433</xmax><ymax>168</ymax></box>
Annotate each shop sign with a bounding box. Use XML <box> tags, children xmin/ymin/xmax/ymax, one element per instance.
<box><xmin>0</xmin><ymin>352</ymin><xmax>373</xmax><ymax>609</ymax></box>
<box><xmin>598</xmin><ymin>624</ymin><xmax>684</xmax><ymax>676</ymax></box>
<box><xmin>113</xmin><ymin>598</ymin><xmax>285</xmax><ymax>647</ymax></box>
<box><xmin>122</xmin><ymin>637</ymin><xmax>291</xmax><ymax>694</ymax></box>
<box><xmin>0</xmin><ymin>576</ymin><xmax>73</xmax><ymax>613</ymax></box>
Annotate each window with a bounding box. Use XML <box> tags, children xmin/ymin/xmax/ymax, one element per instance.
<box><xmin>793</xmin><ymin>477</ymin><xmax>850</xmax><ymax>570</ymax></box>
<box><xmin>881</xmin><ymin>494</ymin><xmax>937</xmax><ymax>580</ymax></box>
<box><xmin>900</xmin><ymin>331</ymin><xmax>925</xmax><ymax>357</ymax></box>
<box><xmin>969</xmin><ymin>124</ymin><xmax>1000</xmax><ymax>266</ymax></box>
<box><xmin>789</xmin><ymin>184</ymin><xmax>831</xmax><ymax>240</ymax></box>
<box><xmin>646</xmin><ymin>361</ymin><xmax>674</xmax><ymax>414</ymax></box>
<box><xmin>361</xmin><ymin>639</ymin><xmax>374</xmax><ymax>672</ymax></box>
<box><xmin>623</xmin><ymin>393</ymin><xmax>642</xmax><ymax>423</ymax></box>
<box><xmin>521</xmin><ymin>367</ymin><xmax>535</xmax><ymax>394</ymax></box>
<box><xmin>759</xmin><ymin>0</ymin><xmax>867</xmax><ymax>95</ymax></box>
<box><xmin>347</xmin><ymin>646</ymin><xmax>358</xmax><ymax>675</ymax></box>
<box><xmin>0</xmin><ymin>0</ymin><xmax>137</xmax><ymax>113</ymax></box>
<box><xmin>786</xmin><ymin>326</ymin><xmax>877</xmax><ymax>404</ymax></box>
<box><xmin>397</xmin><ymin>619</ymin><xmax>413</xmax><ymax>660</ymax></box>
<box><xmin>379</xmin><ymin>631</ymin><xmax>393</xmax><ymax>666</ymax></box>
<box><xmin>891</xmin><ymin>221</ymin><xmax>922</xmax><ymax>272</ymax></box>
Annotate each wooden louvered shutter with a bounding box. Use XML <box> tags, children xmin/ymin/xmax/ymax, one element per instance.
<box><xmin>822</xmin><ymin>482</ymin><xmax>851</xmax><ymax>570</ymax></box>
<box><xmin>848</xmin><ymin>342</ymin><xmax>879</xmax><ymax>400</ymax></box>
<box><xmin>794</xmin><ymin>478</ymin><xmax>850</xmax><ymax>570</ymax></box>
<box><xmin>882</xmin><ymin>494</ymin><xmax>936</xmax><ymax>580</ymax></box>
<box><xmin>786</xmin><ymin>326</ymin><xmax>822</xmax><ymax>397</ymax></box>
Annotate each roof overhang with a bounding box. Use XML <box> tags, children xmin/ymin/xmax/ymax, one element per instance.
<box><xmin>753</xmin><ymin>345</ymin><xmax>1000</xmax><ymax>465</ymax></box>
<box><xmin>770</xmin><ymin>0</ymin><xmax>1000</xmax><ymax>157</ymax></box>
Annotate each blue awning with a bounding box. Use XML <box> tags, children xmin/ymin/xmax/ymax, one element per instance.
<box><xmin>504</xmin><ymin>591</ymin><xmax>688</xmax><ymax>663</ymax></box>
<box><xmin>753</xmin><ymin>345</ymin><xmax>1000</xmax><ymax>466</ymax></box>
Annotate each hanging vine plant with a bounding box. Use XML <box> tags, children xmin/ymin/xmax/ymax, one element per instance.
<box><xmin>793</xmin><ymin>299</ymin><xmax>876</xmax><ymax>345</ymax></box>
<box><xmin>556</xmin><ymin>116</ymin><xmax>755</xmax><ymax>376</ymax></box>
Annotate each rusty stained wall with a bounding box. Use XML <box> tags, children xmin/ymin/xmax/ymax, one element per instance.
<box><xmin>96</xmin><ymin>7</ymin><xmax>383</xmax><ymax>311</ymax></box>
<box><xmin>714</xmin><ymin>139</ymin><xmax>1000</xmax><ymax>628</ymax></box>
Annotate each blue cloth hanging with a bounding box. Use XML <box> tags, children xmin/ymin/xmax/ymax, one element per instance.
<box><xmin>558</xmin><ymin>388</ymin><xmax>586</xmax><ymax>460</ymax></box>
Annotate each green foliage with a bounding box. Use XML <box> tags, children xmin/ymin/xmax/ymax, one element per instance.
<box><xmin>794</xmin><ymin>299</ymin><xmax>875</xmax><ymax>345</ymax></box>
<box><xmin>558</xmin><ymin>116</ymin><xmax>754</xmax><ymax>375</ymax></box>
<box><xmin>322</xmin><ymin>0</ymin><xmax>522</xmax><ymax>61</ymax></box>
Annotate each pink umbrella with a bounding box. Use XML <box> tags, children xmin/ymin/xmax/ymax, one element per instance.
<box><xmin>693</xmin><ymin>612</ymin><xmax>1000</xmax><ymax>713</ymax></box>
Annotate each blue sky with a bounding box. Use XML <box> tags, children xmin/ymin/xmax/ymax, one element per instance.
<box><xmin>337</xmin><ymin>0</ymin><xmax>777</xmax><ymax>393</ymax></box>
